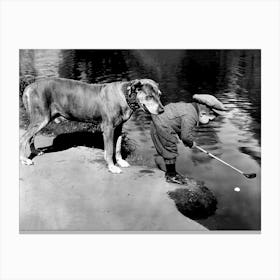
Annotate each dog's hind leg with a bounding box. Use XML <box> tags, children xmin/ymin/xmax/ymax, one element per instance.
<box><xmin>29</xmin><ymin>136</ymin><xmax>44</xmax><ymax>156</ymax></box>
<box><xmin>102</xmin><ymin>124</ymin><xmax>122</xmax><ymax>174</ymax></box>
<box><xmin>114</xmin><ymin>124</ymin><xmax>130</xmax><ymax>168</ymax></box>
<box><xmin>20</xmin><ymin>118</ymin><xmax>49</xmax><ymax>165</ymax></box>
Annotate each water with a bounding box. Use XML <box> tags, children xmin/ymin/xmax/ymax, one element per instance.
<box><xmin>19</xmin><ymin>49</ymin><xmax>261</xmax><ymax>230</ymax></box>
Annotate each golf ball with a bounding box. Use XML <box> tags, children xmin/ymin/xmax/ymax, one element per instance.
<box><xmin>234</xmin><ymin>187</ymin><xmax>240</xmax><ymax>192</ymax></box>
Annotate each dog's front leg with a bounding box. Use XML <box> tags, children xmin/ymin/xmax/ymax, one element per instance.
<box><xmin>115</xmin><ymin>124</ymin><xmax>130</xmax><ymax>168</ymax></box>
<box><xmin>103</xmin><ymin>124</ymin><xmax>122</xmax><ymax>174</ymax></box>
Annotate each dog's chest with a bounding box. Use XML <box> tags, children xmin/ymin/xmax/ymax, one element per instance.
<box><xmin>122</xmin><ymin>106</ymin><xmax>133</xmax><ymax>121</ymax></box>
<box><xmin>113</xmin><ymin>106</ymin><xmax>132</xmax><ymax>126</ymax></box>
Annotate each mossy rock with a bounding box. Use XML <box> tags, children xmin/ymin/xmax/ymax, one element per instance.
<box><xmin>168</xmin><ymin>179</ymin><xmax>217</xmax><ymax>220</ymax></box>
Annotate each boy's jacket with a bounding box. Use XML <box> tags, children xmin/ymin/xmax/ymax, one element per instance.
<box><xmin>151</xmin><ymin>102</ymin><xmax>199</xmax><ymax>147</ymax></box>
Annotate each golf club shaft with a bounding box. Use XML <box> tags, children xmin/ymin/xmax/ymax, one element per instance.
<box><xmin>195</xmin><ymin>145</ymin><xmax>245</xmax><ymax>176</ymax></box>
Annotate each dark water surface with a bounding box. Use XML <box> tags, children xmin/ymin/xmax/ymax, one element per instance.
<box><xmin>20</xmin><ymin>50</ymin><xmax>261</xmax><ymax>230</ymax></box>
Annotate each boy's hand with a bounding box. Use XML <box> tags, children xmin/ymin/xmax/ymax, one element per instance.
<box><xmin>191</xmin><ymin>141</ymin><xmax>197</xmax><ymax>148</ymax></box>
<box><xmin>182</xmin><ymin>138</ymin><xmax>196</xmax><ymax>148</ymax></box>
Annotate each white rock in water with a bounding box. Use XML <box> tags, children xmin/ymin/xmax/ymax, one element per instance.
<box><xmin>234</xmin><ymin>187</ymin><xmax>240</xmax><ymax>192</ymax></box>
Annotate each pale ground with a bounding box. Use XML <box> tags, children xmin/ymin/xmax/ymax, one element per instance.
<box><xmin>19</xmin><ymin>119</ymin><xmax>207</xmax><ymax>232</ymax></box>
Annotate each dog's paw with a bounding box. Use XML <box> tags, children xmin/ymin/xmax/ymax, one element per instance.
<box><xmin>117</xmin><ymin>159</ymin><xmax>130</xmax><ymax>168</ymax></box>
<box><xmin>20</xmin><ymin>157</ymin><xmax>34</xmax><ymax>166</ymax></box>
<box><xmin>108</xmin><ymin>165</ymin><xmax>122</xmax><ymax>174</ymax></box>
<box><xmin>37</xmin><ymin>150</ymin><xmax>44</xmax><ymax>156</ymax></box>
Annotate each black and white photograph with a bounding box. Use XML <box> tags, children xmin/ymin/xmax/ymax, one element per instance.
<box><xmin>1</xmin><ymin>0</ymin><xmax>280</xmax><ymax>279</ymax></box>
<box><xmin>19</xmin><ymin>49</ymin><xmax>261</xmax><ymax>231</ymax></box>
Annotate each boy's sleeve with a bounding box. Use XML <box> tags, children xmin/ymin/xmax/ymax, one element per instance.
<box><xmin>180</xmin><ymin>116</ymin><xmax>197</xmax><ymax>148</ymax></box>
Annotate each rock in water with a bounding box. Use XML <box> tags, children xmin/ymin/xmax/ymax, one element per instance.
<box><xmin>167</xmin><ymin>178</ymin><xmax>217</xmax><ymax>220</ymax></box>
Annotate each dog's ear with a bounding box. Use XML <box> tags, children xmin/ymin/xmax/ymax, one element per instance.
<box><xmin>127</xmin><ymin>79</ymin><xmax>143</xmax><ymax>96</ymax></box>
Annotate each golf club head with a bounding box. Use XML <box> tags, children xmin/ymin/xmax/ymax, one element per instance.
<box><xmin>244</xmin><ymin>173</ymin><xmax>256</xmax><ymax>179</ymax></box>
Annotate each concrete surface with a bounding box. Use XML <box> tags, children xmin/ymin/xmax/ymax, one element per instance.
<box><xmin>19</xmin><ymin>131</ymin><xmax>207</xmax><ymax>232</ymax></box>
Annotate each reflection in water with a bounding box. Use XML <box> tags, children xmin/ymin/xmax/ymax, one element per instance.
<box><xmin>239</xmin><ymin>146</ymin><xmax>261</xmax><ymax>165</ymax></box>
<box><xmin>19</xmin><ymin>49</ymin><xmax>261</xmax><ymax>230</ymax></box>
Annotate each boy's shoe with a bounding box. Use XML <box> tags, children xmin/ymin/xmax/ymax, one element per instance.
<box><xmin>165</xmin><ymin>172</ymin><xmax>189</xmax><ymax>185</ymax></box>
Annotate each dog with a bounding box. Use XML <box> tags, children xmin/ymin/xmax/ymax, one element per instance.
<box><xmin>20</xmin><ymin>77</ymin><xmax>164</xmax><ymax>173</ymax></box>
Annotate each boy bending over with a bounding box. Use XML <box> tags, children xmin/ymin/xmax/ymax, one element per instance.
<box><xmin>151</xmin><ymin>94</ymin><xmax>227</xmax><ymax>185</ymax></box>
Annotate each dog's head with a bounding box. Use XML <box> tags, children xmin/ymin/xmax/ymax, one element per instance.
<box><xmin>127</xmin><ymin>79</ymin><xmax>164</xmax><ymax>114</ymax></box>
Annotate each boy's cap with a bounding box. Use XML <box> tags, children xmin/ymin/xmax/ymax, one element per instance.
<box><xmin>193</xmin><ymin>94</ymin><xmax>228</xmax><ymax>114</ymax></box>
<box><xmin>212</xmin><ymin>108</ymin><xmax>227</xmax><ymax>115</ymax></box>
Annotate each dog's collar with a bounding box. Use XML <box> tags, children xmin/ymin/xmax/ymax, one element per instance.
<box><xmin>122</xmin><ymin>82</ymin><xmax>140</xmax><ymax>111</ymax></box>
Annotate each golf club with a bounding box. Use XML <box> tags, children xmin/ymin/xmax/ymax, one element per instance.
<box><xmin>195</xmin><ymin>145</ymin><xmax>256</xmax><ymax>179</ymax></box>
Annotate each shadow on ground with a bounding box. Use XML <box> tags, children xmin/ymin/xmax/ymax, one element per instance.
<box><xmin>29</xmin><ymin>131</ymin><xmax>135</xmax><ymax>161</ymax></box>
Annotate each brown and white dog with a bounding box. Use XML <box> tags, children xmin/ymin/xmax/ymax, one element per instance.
<box><xmin>20</xmin><ymin>77</ymin><xmax>164</xmax><ymax>173</ymax></box>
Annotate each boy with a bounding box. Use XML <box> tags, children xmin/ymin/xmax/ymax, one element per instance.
<box><xmin>150</xmin><ymin>94</ymin><xmax>227</xmax><ymax>184</ymax></box>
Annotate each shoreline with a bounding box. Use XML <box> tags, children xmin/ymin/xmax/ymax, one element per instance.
<box><xmin>19</xmin><ymin>125</ymin><xmax>208</xmax><ymax>231</ymax></box>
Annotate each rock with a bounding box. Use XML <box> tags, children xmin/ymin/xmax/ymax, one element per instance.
<box><xmin>168</xmin><ymin>178</ymin><xmax>217</xmax><ymax>220</ymax></box>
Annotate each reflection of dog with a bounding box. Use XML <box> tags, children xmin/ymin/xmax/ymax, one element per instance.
<box><xmin>20</xmin><ymin>78</ymin><xmax>164</xmax><ymax>173</ymax></box>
